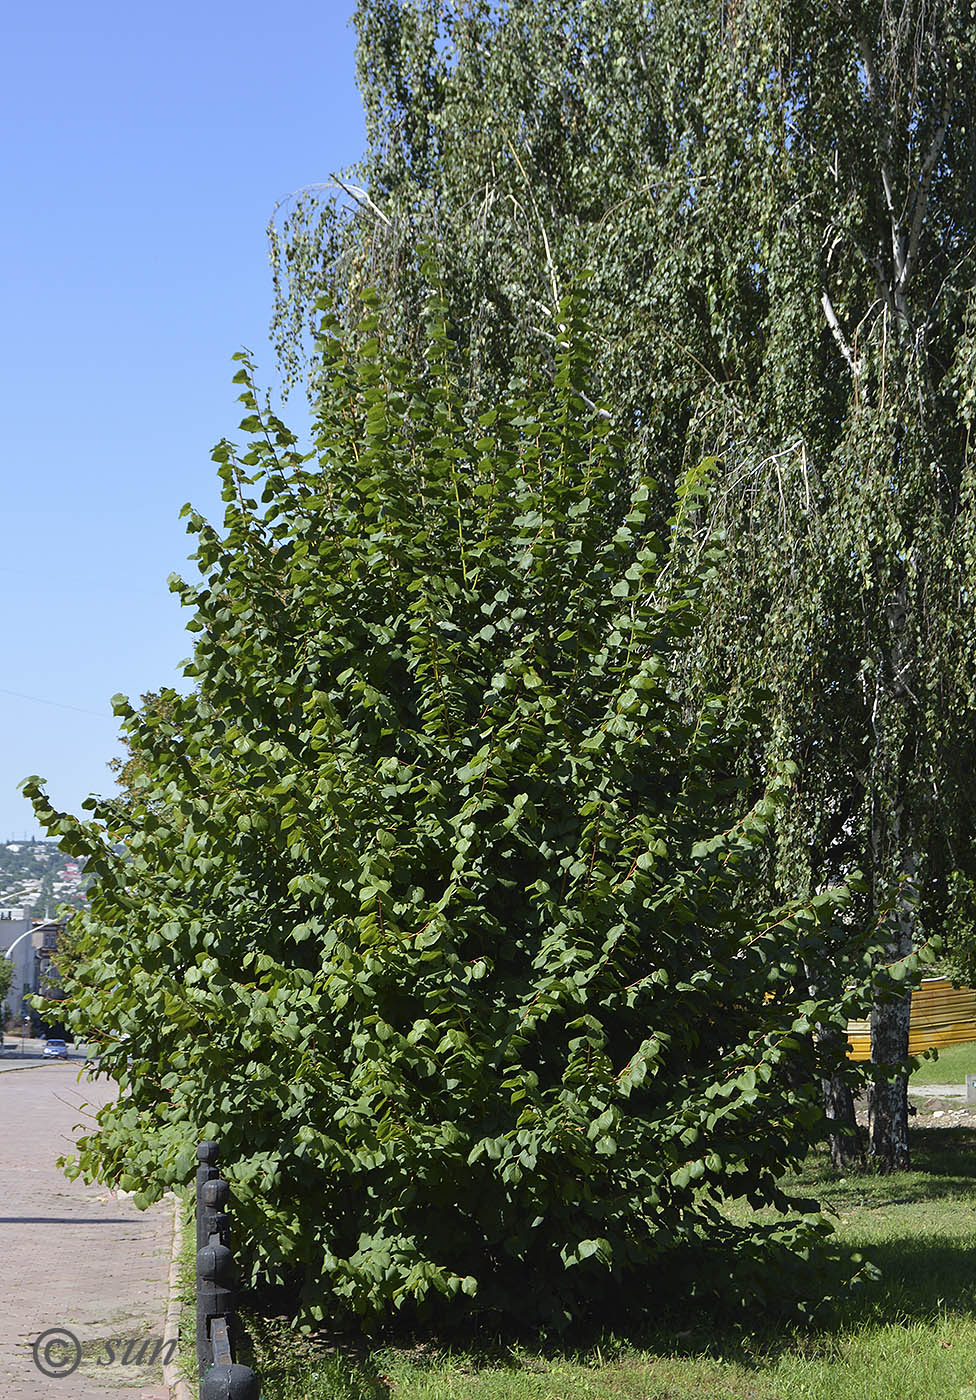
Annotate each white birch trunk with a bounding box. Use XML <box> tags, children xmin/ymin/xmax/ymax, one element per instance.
<box><xmin>868</xmin><ymin>810</ymin><xmax>916</xmax><ymax>1172</ymax></box>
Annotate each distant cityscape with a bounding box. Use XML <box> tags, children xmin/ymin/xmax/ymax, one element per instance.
<box><xmin>0</xmin><ymin>840</ymin><xmax>90</xmax><ymax>914</ymax></box>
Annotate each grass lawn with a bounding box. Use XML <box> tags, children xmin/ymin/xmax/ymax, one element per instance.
<box><xmin>910</xmin><ymin>1040</ymin><xmax>976</xmax><ymax>1085</ymax></box>
<box><xmin>239</xmin><ymin>1120</ymin><xmax>976</xmax><ymax>1400</ymax></box>
<box><xmin>176</xmin><ymin>1189</ymin><xmax>199</xmax><ymax>1386</ymax></box>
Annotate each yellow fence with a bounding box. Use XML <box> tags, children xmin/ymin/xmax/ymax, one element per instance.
<box><xmin>847</xmin><ymin>976</ymin><xmax>976</xmax><ymax>1060</ymax></box>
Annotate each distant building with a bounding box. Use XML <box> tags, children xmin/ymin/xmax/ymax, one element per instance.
<box><xmin>1</xmin><ymin>907</ymin><xmax>34</xmax><ymax>1023</ymax></box>
<box><xmin>1</xmin><ymin>911</ymin><xmax>62</xmax><ymax>1028</ymax></box>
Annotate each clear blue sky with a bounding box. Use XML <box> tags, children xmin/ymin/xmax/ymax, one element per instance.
<box><xmin>1</xmin><ymin>1</ymin><xmax>364</xmax><ymax>838</ymax></box>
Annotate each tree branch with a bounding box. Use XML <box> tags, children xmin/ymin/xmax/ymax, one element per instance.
<box><xmin>853</xmin><ymin>23</ymin><xmax>911</xmax><ymax>328</ymax></box>
<box><xmin>901</xmin><ymin>68</ymin><xmax>953</xmax><ymax>293</ymax></box>
<box><xmin>821</xmin><ymin>289</ymin><xmax>862</xmax><ymax>376</ymax></box>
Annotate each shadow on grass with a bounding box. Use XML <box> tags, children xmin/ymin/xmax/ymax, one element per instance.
<box><xmin>788</xmin><ymin>1127</ymin><xmax>976</xmax><ymax>1207</ymax></box>
<box><xmin>846</xmin><ymin>1234</ymin><xmax>976</xmax><ymax>1321</ymax></box>
<box><xmin>806</xmin><ymin>1176</ymin><xmax>976</xmax><ymax>1211</ymax></box>
<box><xmin>239</xmin><ymin>1127</ymin><xmax>976</xmax><ymax>1398</ymax></box>
<box><xmin>237</xmin><ymin>1311</ymin><xmax>390</xmax><ymax>1400</ymax></box>
<box><xmin>899</xmin><ymin>1126</ymin><xmax>976</xmax><ymax>1176</ymax></box>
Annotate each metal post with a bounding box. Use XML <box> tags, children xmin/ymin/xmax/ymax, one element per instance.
<box><xmin>196</xmin><ymin>1140</ymin><xmax>220</xmax><ymax>1251</ymax></box>
<box><xmin>194</xmin><ymin>1141</ymin><xmax>261</xmax><ymax>1396</ymax></box>
<box><xmin>200</xmin><ymin>1363</ymin><xmax>262</xmax><ymax>1400</ymax></box>
<box><xmin>200</xmin><ymin>1175</ymin><xmax>231</xmax><ymax>1249</ymax></box>
<box><xmin>196</xmin><ymin>1240</ymin><xmax>235</xmax><ymax>1376</ymax></box>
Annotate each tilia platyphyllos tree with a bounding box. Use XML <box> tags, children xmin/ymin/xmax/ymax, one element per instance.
<box><xmin>270</xmin><ymin>0</ymin><xmax>976</xmax><ymax>1170</ymax></box>
<box><xmin>27</xmin><ymin>296</ymin><xmax>883</xmax><ymax>1325</ymax></box>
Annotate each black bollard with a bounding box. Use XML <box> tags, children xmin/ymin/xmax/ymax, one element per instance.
<box><xmin>196</xmin><ymin>1242</ymin><xmax>235</xmax><ymax>1376</ymax></box>
<box><xmin>200</xmin><ymin>1174</ymin><xmax>231</xmax><ymax>1247</ymax></box>
<box><xmin>193</xmin><ymin>1140</ymin><xmax>260</xmax><ymax>1394</ymax></box>
<box><xmin>200</xmin><ymin>1362</ymin><xmax>261</xmax><ymax>1400</ymax></box>
<box><xmin>196</xmin><ymin>1141</ymin><xmax>220</xmax><ymax>1251</ymax></box>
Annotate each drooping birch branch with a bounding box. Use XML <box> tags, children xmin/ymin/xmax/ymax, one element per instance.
<box><xmin>821</xmin><ymin>288</ymin><xmax>862</xmax><ymax>375</ymax></box>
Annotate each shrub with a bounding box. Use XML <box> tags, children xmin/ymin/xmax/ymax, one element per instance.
<box><xmin>28</xmin><ymin>292</ymin><xmax>869</xmax><ymax>1328</ymax></box>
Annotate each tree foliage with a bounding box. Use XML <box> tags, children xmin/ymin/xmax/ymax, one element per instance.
<box><xmin>270</xmin><ymin>0</ymin><xmax>976</xmax><ymax>1169</ymax></box>
<box><xmin>27</xmin><ymin>297</ymin><xmax>880</xmax><ymax>1326</ymax></box>
<box><xmin>0</xmin><ymin>956</ymin><xmax>12</xmax><ymax>1023</ymax></box>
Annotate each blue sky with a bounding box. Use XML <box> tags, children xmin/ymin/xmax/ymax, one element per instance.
<box><xmin>1</xmin><ymin>1</ymin><xmax>364</xmax><ymax>838</ymax></box>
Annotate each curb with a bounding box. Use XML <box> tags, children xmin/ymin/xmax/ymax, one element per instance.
<box><xmin>163</xmin><ymin>1192</ymin><xmax>195</xmax><ymax>1400</ymax></box>
<box><xmin>0</xmin><ymin>1060</ymin><xmax>69</xmax><ymax>1074</ymax></box>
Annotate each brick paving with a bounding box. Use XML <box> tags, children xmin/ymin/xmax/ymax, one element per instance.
<box><xmin>0</xmin><ymin>1062</ymin><xmax>173</xmax><ymax>1399</ymax></box>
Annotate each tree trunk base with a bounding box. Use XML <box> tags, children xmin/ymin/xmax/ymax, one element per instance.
<box><xmin>823</xmin><ymin>1073</ymin><xmax>865</xmax><ymax>1170</ymax></box>
<box><xmin>868</xmin><ymin>1072</ymin><xmax>910</xmax><ymax>1172</ymax></box>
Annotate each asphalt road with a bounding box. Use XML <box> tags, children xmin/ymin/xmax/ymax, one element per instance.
<box><xmin>0</xmin><ymin>1036</ymin><xmax>92</xmax><ymax>1066</ymax></box>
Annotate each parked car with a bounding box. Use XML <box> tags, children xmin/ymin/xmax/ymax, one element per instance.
<box><xmin>43</xmin><ymin>1038</ymin><xmax>69</xmax><ymax>1059</ymax></box>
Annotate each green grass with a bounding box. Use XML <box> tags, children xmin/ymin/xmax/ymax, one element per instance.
<box><xmin>242</xmin><ymin>1121</ymin><xmax>976</xmax><ymax>1400</ymax></box>
<box><xmin>176</xmin><ymin>1188</ymin><xmax>199</xmax><ymax>1387</ymax></box>
<box><xmin>910</xmin><ymin>1039</ymin><xmax>976</xmax><ymax>1085</ymax></box>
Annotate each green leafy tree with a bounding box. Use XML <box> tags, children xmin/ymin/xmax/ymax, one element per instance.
<box><xmin>26</xmin><ymin>296</ymin><xmax>881</xmax><ymax>1327</ymax></box>
<box><xmin>107</xmin><ymin>692</ymin><xmax>179</xmax><ymax>800</ymax></box>
<box><xmin>0</xmin><ymin>956</ymin><xmax>12</xmax><ymax>1028</ymax></box>
<box><xmin>270</xmin><ymin>0</ymin><xmax>976</xmax><ymax>1172</ymax></box>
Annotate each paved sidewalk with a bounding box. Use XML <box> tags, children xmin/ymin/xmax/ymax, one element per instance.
<box><xmin>0</xmin><ymin>1064</ymin><xmax>173</xmax><ymax>1399</ymax></box>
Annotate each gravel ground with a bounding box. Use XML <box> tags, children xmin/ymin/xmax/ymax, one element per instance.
<box><xmin>853</xmin><ymin>1088</ymin><xmax>976</xmax><ymax>1130</ymax></box>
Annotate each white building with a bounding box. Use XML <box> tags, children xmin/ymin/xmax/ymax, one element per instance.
<box><xmin>0</xmin><ymin>906</ymin><xmax>35</xmax><ymax>1024</ymax></box>
<box><xmin>1</xmin><ymin>911</ymin><xmax>62</xmax><ymax>1029</ymax></box>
